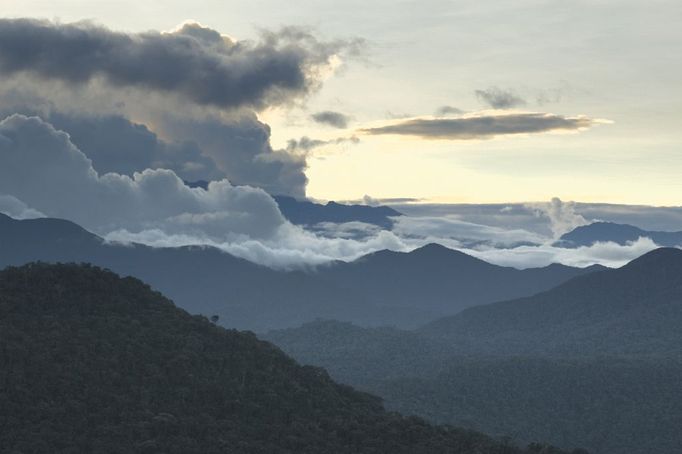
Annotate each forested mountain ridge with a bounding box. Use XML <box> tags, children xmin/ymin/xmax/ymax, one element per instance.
<box><xmin>314</xmin><ymin>243</ymin><xmax>605</xmax><ymax>321</ymax></box>
<box><xmin>267</xmin><ymin>249</ymin><xmax>682</xmax><ymax>454</ymax></box>
<box><xmin>0</xmin><ymin>213</ymin><xmax>601</xmax><ymax>330</ymax></box>
<box><xmin>420</xmin><ymin>248</ymin><xmax>682</xmax><ymax>356</ymax></box>
<box><xmin>0</xmin><ymin>262</ymin><xmax>577</xmax><ymax>454</ymax></box>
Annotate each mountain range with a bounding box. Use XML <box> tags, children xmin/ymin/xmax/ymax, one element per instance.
<box><xmin>266</xmin><ymin>248</ymin><xmax>682</xmax><ymax>454</ymax></box>
<box><xmin>1</xmin><ymin>262</ymin><xmax>579</xmax><ymax>453</ymax></box>
<box><xmin>557</xmin><ymin>221</ymin><xmax>682</xmax><ymax>248</ymax></box>
<box><xmin>0</xmin><ymin>212</ymin><xmax>600</xmax><ymax>331</ymax></box>
<box><xmin>421</xmin><ymin>247</ymin><xmax>682</xmax><ymax>356</ymax></box>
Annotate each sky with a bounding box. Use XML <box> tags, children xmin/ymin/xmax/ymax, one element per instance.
<box><xmin>2</xmin><ymin>0</ymin><xmax>681</xmax><ymax>205</ymax></box>
<box><xmin>0</xmin><ymin>1</ymin><xmax>681</xmax><ymax>270</ymax></box>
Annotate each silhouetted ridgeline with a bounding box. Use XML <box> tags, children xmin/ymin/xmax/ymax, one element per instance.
<box><xmin>0</xmin><ymin>213</ymin><xmax>601</xmax><ymax>330</ymax></box>
<box><xmin>0</xmin><ymin>263</ymin><xmax>578</xmax><ymax>454</ymax></box>
<box><xmin>557</xmin><ymin>221</ymin><xmax>682</xmax><ymax>248</ymax></box>
<box><xmin>266</xmin><ymin>249</ymin><xmax>682</xmax><ymax>454</ymax></box>
<box><xmin>420</xmin><ymin>248</ymin><xmax>682</xmax><ymax>356</ymax></box>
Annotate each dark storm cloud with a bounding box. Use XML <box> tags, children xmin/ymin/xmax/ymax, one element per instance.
<box><xmin>158</xmin><ymin>113</ymin><xmax>310</xmax><ymax>197</ymax></box>
<box><xmin>0</xmin><ymin>90</ymin><xmax>311</xmax><ymax>194</ymax></box>
<box><xmin>46</xmin><ymin>113</ymin><xmax>223</xmax><ymax>181</ymax></box>
<box><xmin>310</xmin><ymin>111</ymin><xmax>350</xmax><ymax>128</ymax></box>
<box><xmin>361</xmin><ymin>113</ymin><xmax>598</xmax><ymax>140</ymax></box>
<box><xmin>475</xmin><ymin>87</ymin><xmax>526</xmax><ymax>109</ymax></box>
<box><xmin>0</xmin><ymin>19</ymin><xmax>354</xmax><ymax>110</ymax></box>
<box><xmin>0</xmin><ymin>95</ymin><xmax>223</xmax><ymax>181</ymax></box>
<box><xmin>0</xmin><ymin>114</ymin><xmax>286</xmax><ymax>239</ymax></box>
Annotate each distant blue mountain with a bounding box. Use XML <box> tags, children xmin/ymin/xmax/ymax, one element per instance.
<box><xmin>272</xmin><ymin>195</ymin><xmax>401</xmax><ymax>229</ymax></box>
<box><xmin>557</xmin><ymin>221</ymin><xmax>682</xmax><ymax>248</ymax></box>
<box><xmin>184</xmin><ymin>181</ymin><xmax>401</xmax><ymax>229</ymax></box>
<box><xmin>0</xmin><ymin>213</ymin><xmax>598</xmax><ymax>330</ymax></box>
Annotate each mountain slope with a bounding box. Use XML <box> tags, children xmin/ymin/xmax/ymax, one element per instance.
<box><xmin>265</xmin><ymin>249</ymin><xmax>682</xmax><ymax>454</ymax></box>
<box><xmin>266</xmin><ymin>320</ymin><xmax>682</xmax><ymax>454</ymax></box>
<box><xmin>420</xmin><ymin>248</ymin><xmax>682</xmax><ymax>356</ymax></box>
<box><xmin>265</xmin><ymin>320</ymin><xmax>450</xmax><ymax>383</ymax></box>
<box><xmin>314</xmin><ymin>243</ymin><xmax>604</xmax><ymax>321</ymax></box>
<box><xmin>0</xmin><ymin>213</ymin><xmax>355</xmax><ymax>332</ymax></box>
<box><xmin>0</xmin><ymin>213</ymin><xmax>602</xmax><ymax>330</ymax></box>
<box><xmin>0</xmin><ymin>262</ymin><xmax>572</xmax><ymax>454</ymax></box>
<box><xmin>557</xmin><ymin>222</ymin><xmax>682</xmax><ymax>247</ymax></box>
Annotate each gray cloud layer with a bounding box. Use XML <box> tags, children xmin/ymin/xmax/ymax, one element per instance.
<box><xmin>0</xmin><ymin>19</ymin><xmax>350</xmax><ymax>110</ymax></box>
<box><xmin>361</xmin><ymin>113</ymin><xmax>598</xmax><ymax>140</ymax></box>
<box><xmin>475</xmin><ymin>86</ymin><xmax>526</xmax><ymax>109</ymax></box>
<box><xmin>0</xmin><ymin>114</ymin><xmax>285</xmax><ymax>238</ymax></box>
<box><xmin>310</xmin><ymin>110</ymin><xmax>350</xmax><ymax>128</ymax></box>
<box><xmin>157</xmin><ymin>113</ymin><xmax>309</xmax><ymax>197</ymax></box>
<box><xmin>0</xmin><ymin>83</ymin><xmax>311</xmax><ymax>197</ymax></box>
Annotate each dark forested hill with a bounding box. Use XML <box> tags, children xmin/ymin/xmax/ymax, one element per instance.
<box><xmin>267</xmin><ymin>320</ymin><xmax>682</xmax><ymax>454</ymax></box>
<box><xmin>267</xmin><ymin>251</ymin><xmax>682</xmax><ymax>454</ymax></box>
<box><xmin>557</xmin><ymin>222</ymin><xmax>682</xmax><ymax>248</ymax></box>
<box><xmin>265</xmin><ymin>320</ymin><xmax>451</xmax><ymax>383</ymax></box>
<box><xmin>0</xmin><ymin>213</ymin><xmax>600</xmax><ymax>330</ymax></box>
<box><xmin>420</xmin><ymin>248</ymin><xmax>682</xmax><ymax>356</ymax></box>
<box><xmin>0</xmin><ymin>263</ymin><xmax>575</xmax><ymax>454</ymax></box>
<box><xmin>373</xmin><ymin>357</ymin><xmax>682</xmax><ymax>454</ymax></box>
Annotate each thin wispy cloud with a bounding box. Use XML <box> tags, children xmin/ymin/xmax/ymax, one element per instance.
<box><xmin>434</xmin><ymin>105</ymin><xmax>465</xmax><ymax>116</ymax></box>
<box><xmin>475</xmin><ymin>86</ymin><xmax>526</xmax><ymax>109</ymax></box>
<box><xmin>360</xmin><ymin>112</ymin><xmax>606</xmax><ymax>140</ymax></box>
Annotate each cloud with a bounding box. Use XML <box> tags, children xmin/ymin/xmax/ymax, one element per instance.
<box><xmin>526</xmin><ymin>197</ymin><xmax>589</xmax><ymax>238</ymax></box>
<box><xmin>0</xmin><ymin>194</ymin><xmax>45</xmax><ymax>219</ymax></box>
<box><xmin>104</xmin><ymin>224</ymin><xmax>410</xmax><ymax>270</ymax></box>
<box><xmin>0</xmin><ymin>114</ymin><xmax>404</xmax><ymax>269</ymax></box>
<box><xmin>0</xmin><ymin>89</ymin><xmax>313</xmax><ymax>196</ymax></box>
<box><xmin>0</xmin><ymin>114</ymin><xmax>285</xmax><ymax>239</ymax></box>
<box><xmin>157</xmin><ymin>112</ymin><xmax>310</xmax><ymax>197</ymax></box>
<box><xmin>360</xmin><ymin>112</ymin><xmax>601</xmax><ymax>140</ymax></box>
<box><xmin>0</xmin><ymin>102</ymin><xmax>223</xmax><ymax>181</ymax></box>
<box><xmin>0</xmin><ymin>117</ymin><xmax>670</xmax><ymax>273</ymax></box>
<box><xmin>464</xmin><ymin>237</ymin><xmax>661</xmax><ymax>269</ymax></box>
<box><xmin>285</xmin><ymin>135</ymin><xmax>359</xmax><ymax>154</ymax></box>
<box><xmin>105</xmin><ymin>215</ymin><xmax>669</xmax><ymax>271</ymax></box>
<box><xmin>311</xmin><ymin>110</ymin><xmax>350</xmax><ymax>128</ymax></box>
<box><xmin>475</xmin><ymin>86</ymin><xmax>526</xmax><ymax>109</ymax></box>
<box><xmin>0</xmin><ymin>19</ymin><xmax>355</xmax><ymax>110</ymax></box>
<box><xmin>435</xmin><ymin>105</ymin><xmax>464</xmax><ymax>116</ymax></box>
<box><xmin>392</xmin><ymin>215</ymin><xmax>545</xmax><ymax>248</ymax></box>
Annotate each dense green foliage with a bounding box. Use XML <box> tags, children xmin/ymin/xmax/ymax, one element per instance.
<box><xmin>420</xmin><ymin>248</ymin><xmax>682</xmax><ymax>357</ymax></box>
<box><xmin>268</xmin><ymin>317</ymin><xmax>682</xmax><ymax>454</ymax></box>
<box><xmin>375</xmin><ymin>358</ymin><xmax>682</xmax><ymax>454</ymax></box>
<box><xmin>0</xmin><ymin>263</ymin><xmax>574</xmax><ymax>454</ymax></box>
